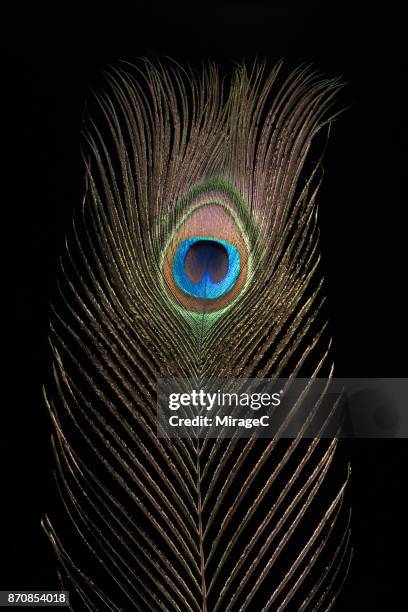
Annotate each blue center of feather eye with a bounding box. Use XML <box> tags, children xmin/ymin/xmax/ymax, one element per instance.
<box><xmin>173</xmin><ymin>237</ymin><xmax>240</xmax><ymax>300</ymax></box>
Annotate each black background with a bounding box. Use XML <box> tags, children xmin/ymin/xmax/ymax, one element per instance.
<box><xmin>2</xmin><ymin>1</ymin><xmax>406</xmax><ymax>610</ymax></box>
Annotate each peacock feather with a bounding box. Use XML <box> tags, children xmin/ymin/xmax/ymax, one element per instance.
<box><xmin>43</xmin><ymin>60</ymin><xmax>351</xmax><ymax>611</ymax></box>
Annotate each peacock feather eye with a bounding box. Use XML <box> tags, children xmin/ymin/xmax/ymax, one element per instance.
<box><xmin>173</xmin><ymin>238</ymin><xmax>240</xmax><ymax>300</ymax></box>
<box><xmin>161</xmin><ymin>178</ymin><xmax>252</xmax><ymax>315</ymax></box>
